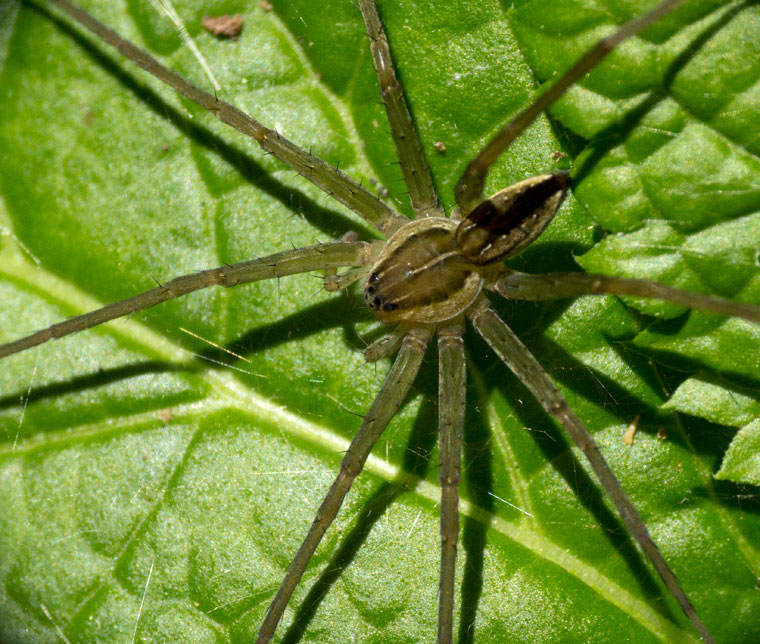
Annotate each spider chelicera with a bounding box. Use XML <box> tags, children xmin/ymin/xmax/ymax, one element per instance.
<box><xmin>1</xmin><ymin>0</ymin><xmax>759</xmax><ymax>642</ymax></box>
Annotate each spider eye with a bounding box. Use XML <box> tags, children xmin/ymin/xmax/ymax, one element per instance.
<box><xmin>455</xmin><ymin>171</ymin><xmax>569</xmax><ymax>266</ymax></box>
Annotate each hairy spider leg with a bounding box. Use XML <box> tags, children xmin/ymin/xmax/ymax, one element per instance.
<box><xmin>0</xmin><ymin>243</ymin><xmax>374</xmax><ymax>358</ymax></box>
<box><xmin>358</xmin><ymin>0</ymin><xmax>443</xmax><ymax>219</ymax></box>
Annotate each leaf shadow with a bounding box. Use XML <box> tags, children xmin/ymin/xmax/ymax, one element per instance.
<box><xmin>0</xmin><ymin>361</ymin><xmax>182</xmax><ymax>413</ymax></box>
<box><xmin>222</xmin><ymin>290</ymin><xmax>374</xmax><ymax>359</ymax></box>
<box><xmin>696</xmin><ymin>478</ymin><xmax>760</xmax><ymax>519</ymax></box>
<box><xmin>458</xmin><ymin>387</ymin><xmax>495</xmax><ymax>644</ymax></box>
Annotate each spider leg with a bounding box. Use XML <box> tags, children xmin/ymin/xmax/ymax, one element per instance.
<box><xmin>48</xmin><ymin>0</ymin><xmax>407</xmax><ymax>236</ymax></box>
<box><xmin>493</xmin><ymin>270</ymin><xmax>760</xmax><ymax>324</ymax></box>
<box><xmin>359</xmin><ymin>0</ymin><xmax>444</xmax><ymax>218</ymax></box>
<box><xmin>453</xmin><ymin>0</ymin><xmax>690</xmax><ymax>213</ymax></box>
<box><xmin>324</xmin><ymin>266</ymin><xmax>373</xmax><ymax>291</ymax></box>
<box><xmin>255</xmin><ymin>326</ymin><xmax>433</xmax><ymax>644</ymax></box>
<box><xmin>468</xmin><ymin>295</ymin><xmax>716</xmax><ymax>644</ymax></box>
<box><xmin>365</xmin><ymin>327</ymin><xmax>406</xmax><ymax>362</ymax></box>
<box><xmin>436</xmin><ymin>317</ymin><xmax>466</xmax><ymax>644</ymax></box>
<box><xmin>0</xmin><ymin>241</ymin><xmax>372</xmax><ymax>359</ymax></box>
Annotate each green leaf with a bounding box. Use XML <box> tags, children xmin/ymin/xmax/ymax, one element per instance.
<box><xmin>716</xmin><ymin>418</ymin><xmax>760</xmax><ymax>485</ymax></box>
<box><xmin>0</xmin><ymin>1</ymin><xmax>759</xmax><ymax>643</ymax></box>
<box><xmin>664</xmin><ymin>374</ymin><xmax>760</xmax><ymax>427</ymax></box>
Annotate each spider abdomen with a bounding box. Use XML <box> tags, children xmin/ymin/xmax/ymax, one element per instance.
<box><xmin>364</xmin><ymin>218</ymin><xmax>483</xmax><ymax>324</ymax></box>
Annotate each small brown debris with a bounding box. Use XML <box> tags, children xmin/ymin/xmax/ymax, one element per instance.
<box><xmin>259</xmin><ymin>0</ymin><xmax>273</xmax><ymax>10</ymax></box>
<box><xmin>157</xmin><ymin>408</ymin><xmax>174</xmax><ymax>423</ymax></box>
<box><xmin>656</xmin><ymin>427</ymin><xmax>668</xmax><ymax>440</ymax></box>
<box><xmin>433</xmin><ymin>141</ymin><xmax>447</xmax><ymax>153</ymax></box>
<box><xmin>551</xmin><ymin>150</ymin><xmax>566</xmax><ymax>161</ymax></box>
<box><xmin>622</xmin><ymin>415</ymin><xmax>639</xmax><ymax>446</ymax></box>
<box><xmin>202</xmin><ymin>14</ymin><xmax>243</xmax><ymax>40</ymax></box>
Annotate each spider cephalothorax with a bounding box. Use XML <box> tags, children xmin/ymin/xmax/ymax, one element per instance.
<box><xmin>365</xmin><ymin>172</ymin><xmax>569</xmax><ymax>323</ymax></box>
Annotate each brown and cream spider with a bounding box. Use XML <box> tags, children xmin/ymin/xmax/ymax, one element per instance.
<box><xmin>1</xmin><ymin>0</ymin><xmax>759</xmax><ymax>642</ymax></box>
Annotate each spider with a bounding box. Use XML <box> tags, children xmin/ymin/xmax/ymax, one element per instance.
<box><xmin>1</xmin><ymin>0</ymin><xmax>759</xmax><ymax>642</ymax></box>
